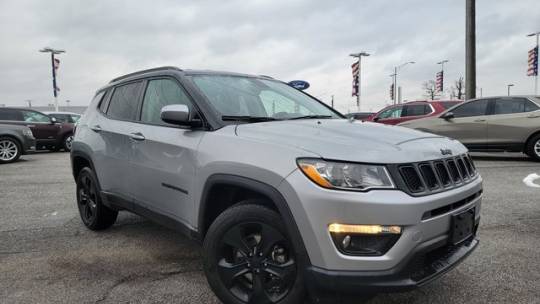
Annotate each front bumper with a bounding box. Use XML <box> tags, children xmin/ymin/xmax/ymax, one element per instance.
<box><xmin>305</xmin><ymin>232</ymin><xmax>478</xmax><ymax>295</ymax></box>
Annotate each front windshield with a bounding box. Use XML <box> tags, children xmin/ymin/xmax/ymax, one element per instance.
<box><xmin>190</xmin><ymin>75</ymin><xmax>341</xmax><ymax>120</ymax></box>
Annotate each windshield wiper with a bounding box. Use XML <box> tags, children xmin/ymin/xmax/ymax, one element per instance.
<box><xmin>221</xmin><ymin>115</ymin><xmax>278</xmax><ymax>122</ymax></box>
<box><xmin>288</xmin><ymin>115</ymin><xmax>333</xmax><ymax>120</ymax></box>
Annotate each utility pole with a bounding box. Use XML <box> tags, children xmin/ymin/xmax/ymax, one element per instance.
<box><xmin>350</xmin><ymin>52</ymin><xmax>370</xmax><ymax>111</ymax></box>
<box><xmin>331</xmin><ymin>95</ymin><xmax>334</xmax><ymax>108</ymax></box>
<box><xmin>507</xmin><ymin>84</ymin><xmax>514</xmax><ymax>96</ymax></box>
<box><xmin>393</xmin><ymin>61</ymin><xmax>415</xmax><ymax>104</ymax></box>
<box><xmin>465</xmin><ymin>0</ymin><xmax>476</xmax><ymax>100</ymax></box>
<box><xmin>25</xmin><ymin>100</ymin><xmax>32</xmax><ymax>108</ymax></box>
<box><xmin>527</xmin><ymin>31</ymin><xmax>540</xmax><ymax>95</ymax></box>
<box><xmin>39</xmin><ymin>47</ymin><xmax>65</xmax><ymax>112</ymax></box>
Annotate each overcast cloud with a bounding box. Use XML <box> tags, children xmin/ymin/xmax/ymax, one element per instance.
<box><xmin>0</xmin><ymin>0</ymin><xmax>539</xmax><ymax>112</ymax></box>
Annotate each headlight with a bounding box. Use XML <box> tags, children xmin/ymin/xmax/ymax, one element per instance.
<box><xmin>22</xmin><ymin>129</ymin><xmax>34</xmax><ymax>137</ymax></box>
<box><xmin>297</xmin><ymin>158</ymin><xmax>394</xmax><ymax>191</ymax></box>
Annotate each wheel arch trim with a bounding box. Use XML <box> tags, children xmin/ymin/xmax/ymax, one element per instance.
<box><xmin>198</xmin><ymin>174</ymin><xmax>310</xmax><ymax>262</ymax></box>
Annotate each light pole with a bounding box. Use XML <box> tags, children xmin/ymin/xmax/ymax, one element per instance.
<box><xmin>350</xmin><ymin>52</ymin><xmax>370</xmax><ymax>111</ymax></box>
<box><xmin>527</xmin><ymin>31</ymin><xmax>540</xmax><ymax>95</ymax></box>
<box><xmin>39</xmin><ymin>47</ymin><xmax>65</xmax><ymax>112</ymax></box>
<box><xmin>65</xmin><ymin>99</ymin><xmax>71</xmax><ymax>108</ymax></box>
<box><xmin>507</xmin><ymin>84</ymin><xmax>514</xmax><ymax>96</ymax></box>
<box><xmin>466</xmin><ymin>0</ymin><xmax>476</xmax><ymax>100</ymax></box>
<box><xmin>25</xmin><ymin>100</ymin><xmax>32</xmax><ymax>108</ymax></box>
<box><xmin>393</xmin><ymin>61</ymin><xmax>415</xmax><ymax>104</ymax></box>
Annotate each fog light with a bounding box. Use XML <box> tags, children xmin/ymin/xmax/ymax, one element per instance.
<box><xmin>328</xmin><ymin>224</ymin><xmax>401</xmax><ymax>235</ymax></box>
<box><xmin>329</xmin><ymin>224</ymin><xmax>402</xmax><ymax>256</ymax></box>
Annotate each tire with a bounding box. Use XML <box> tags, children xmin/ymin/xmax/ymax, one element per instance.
<box><xmin>0</xmin><ymin>136</ymin><xmax>22</xmax><ymax>164</ymax></box>
<box><xmin>525</xmin><ymin>134</ymin><xmax>540</xmax><ymax>161</ymax></box>
<box><xmin>76</xmin><ymin>167</ymin><xmax>118</xmax><ymax>230</ymax></box>
<box><xmin>62</xmin><ymin>134</ymin><xmax>74</xmax><ymax>152</ymax></box>
<box><xmin>203</xmin><ymin>204</ymin><xmax>305</xmax><ymax>304</ymax></box>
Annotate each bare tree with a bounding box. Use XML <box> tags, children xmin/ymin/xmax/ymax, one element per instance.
<box><xmin>422</xmin><ymin>80</ymin><xmax>440</xmax><ymax>100</ymax></box>
<box><xmin>452</xmin><ymin>76</ymin><xmax>465</xmax><ymax>100</ymax></box>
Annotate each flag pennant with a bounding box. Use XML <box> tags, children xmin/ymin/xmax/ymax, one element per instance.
<box><xmin>351</xmin><ymin>62</ymin><xmax>360</xmax><ymax>96</ymax></box>
<box><xmin>436</xmin><ymin>71</ymin><xmax>444</xmax><ymax>92</ymax></box>
<box><xmin>352</xmin><ymin>76</ymin><xmax>359</xmax><ymax>97</ymax></box>
<box><xmin>528</xmin><ymin>46</ymin><xmax>538</xmax><ymax>76</ymax></box>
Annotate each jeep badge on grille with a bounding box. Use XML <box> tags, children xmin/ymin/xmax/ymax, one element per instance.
<box><xmin>440</xmin><ymin>149</ymin><xmax>452</xmax><ymax>156</ymax></box>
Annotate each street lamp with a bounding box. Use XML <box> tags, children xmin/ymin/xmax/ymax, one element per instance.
<box><xmin>392</xmin><ymin>61</ymin><xmax>415</xmax><ymax>104</ymax></box>
<box><xmin>527</xmin><ymin>31</ymin><xmax>540</xmax><ymax>95</ymax></box>
<box><xmin>39</xmin><ymin>47</ymin><xmax>65</xmax><ymax>112</ymax></box>
<box><xmin>350</xmin><ymin>52</ymin><xmax>370</xmax><ymax>111</ymax></box>
<box><xmin>507</xmin><ymin>84</ymin><xmax>514</xmax><ymax>96</ymax></box>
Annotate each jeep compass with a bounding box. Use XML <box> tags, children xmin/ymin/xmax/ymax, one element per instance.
<box><xmin>71</xmin><ymin>66</ymin><xmax>482</xmax><ymax>303</ymax></box>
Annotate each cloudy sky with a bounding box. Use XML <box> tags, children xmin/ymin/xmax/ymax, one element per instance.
<box><xmin>0</xmin><ymin>0</ymin><xmax>539</xmax><ymax>113</ymax></box>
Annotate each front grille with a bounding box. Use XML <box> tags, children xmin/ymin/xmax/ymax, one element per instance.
<box><xmin>400</xmin><ymin>166</ymin><xmax>424</xmax><ymax>193</ymax></box>
<box><xmin>396</xmin><ymin>154</ymin><xmax>478</xmax><ymax>196</ymax></box>
<box><xmin>447</xmin><ymin>160</ymin><xmax>461</xmax><ymax>182</ymax></box>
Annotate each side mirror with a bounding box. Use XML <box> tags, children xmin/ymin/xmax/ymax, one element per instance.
<box><xmin>50</xmin><ymin>117</ymin><xmax>58</xmax><ymax>124</ymax></box>
<box><xmin>161</xmin><ymin>104</ymin><xmax>201</xmax><ymax>127</ymax></box>
<box><xmin>373</xmin><ymin>117</ymin><xmax>380</xmax><ymax>122</ymax></box>
<box><xmin>441</xmin><ymin>112</ymin><xmax>454</xmax><ymax>120</ymax></box>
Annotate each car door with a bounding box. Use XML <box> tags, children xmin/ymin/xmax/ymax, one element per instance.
<box><xmin>428</xmin><ymin>99</ymin><xmax>489</xmax><ymax>147</ymax></box>
<box><xmin>486</xmin><ymin>97</ymin><xmax>540</xmax><ymax>147</ymax></box>
<box><xmin>130</xmin><ymin>77</ymin><xmax>205</xmax><ymax>225</ymax></box>
<box><xmin>20</xmin><ymin>110</ymin><xmax>61</xmax><ymax>147</ymax></box>
<box><xmin>96</xmin><ymin>81</ymin><xmax>144</xmax><ymax>197</ymax></box>
<box><xmin>374</xmin><ymin>105</ymin><xmax>404</xmax><ymax>125</ymax></box>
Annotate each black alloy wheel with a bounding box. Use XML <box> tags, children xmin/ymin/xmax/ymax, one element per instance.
<box><xmin>76</xmin><ymin>167</ymin><xmax>118</xmax><ymax>230</ymax></box>
<box><xmin>204</xmin><ymin>204</ymin><xmax>304</xmax><ymax>304</ymax></box>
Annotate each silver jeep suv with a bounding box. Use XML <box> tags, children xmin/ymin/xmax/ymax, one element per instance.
<box><xmin>71</xmin><ymin>67</ymin><xmax>482</xmax><ymax>303</ymax></box>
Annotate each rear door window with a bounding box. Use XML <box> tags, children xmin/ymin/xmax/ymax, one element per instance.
<box><xmin>452</xmin><ymin>99</ymin><xmax>488</xmax><ymax>118</ymax></box>
<box><xmin>492</xmin><ymin>97</ymin><xmax>539</xmax><ymax>115</ymax></box>
<box><xmin>403</xmin><ymin>104</ymin><xmax>429</xmax><ymax>117</ymax></box>
<box><xmin>107</xmin><ymin>82</ymin><xmax>142</xmax><ymax>121</ymax></box>
<box><xmin>0</xmin><ymin>109</ymin><xmax>24</xmax><ymax>121</ymax></box>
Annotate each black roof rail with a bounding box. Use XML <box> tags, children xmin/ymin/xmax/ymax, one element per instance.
<box><xmin>109</xmin><ymin>66</ymin><xmax>182</xmax><ymax>83</ymax></box>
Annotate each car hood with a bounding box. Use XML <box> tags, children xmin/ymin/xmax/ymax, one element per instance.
<box><xmin>235</xmin><ymin>119</ymin><xmax>467</xmax><ymax>163</ymax></box>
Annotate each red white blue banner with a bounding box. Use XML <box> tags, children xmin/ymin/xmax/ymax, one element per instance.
<box><xmin>436</xmin><ymin>71</ymin><xmax>444</xmax><ymax>92</ymax></box>
<box><xmin>351</xmin><ymin>62</ymin><xmax>359</xmax><ymax>96</ymax></box>
<box><xmin>528</xmin><ymin>46</ymin><xmax>538</xmax><ymax>76</ymax></box>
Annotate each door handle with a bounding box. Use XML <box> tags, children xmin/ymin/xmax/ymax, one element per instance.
<box><xmin>90</xmin><ymin>125</ymin><xmax>102</xmax><ymax>132</ymax></box>
<box><xmin>129</xmin><ymin>132</ymin><xmax>145</xmax><ymax>141</ymax></box>
<box><xmin>473</xmin><ymin>119</ymin><xmax>486</xmax><ymax>122</ymax></box>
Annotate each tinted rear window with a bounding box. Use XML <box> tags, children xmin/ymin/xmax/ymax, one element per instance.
<box><xmin>403</xmin><ymin>104</ymin><xmax>429</xmax><ymax>117</ymax></box>
<box><xmin>493</xmin><ymin>97</ymin><xmax>539</xmax><ymax>114</ymax></box>
<box><xmin>0</xmin><ymin>109</ymin><xmax>23</xmax><ymax>121</ymax></box>
<box><xmin>107</xmin><ymin>82</ymin><xmax>142</xmax><ymax>120</ymax></box>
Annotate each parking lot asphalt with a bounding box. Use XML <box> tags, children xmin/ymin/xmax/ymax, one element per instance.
<box><xmin>1</xmin><ymin>152</ymin><xmax>539</xmax><ymax>304</ymax></box>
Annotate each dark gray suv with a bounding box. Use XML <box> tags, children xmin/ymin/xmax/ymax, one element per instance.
<box><xmin>71</xmin><ymin>67</ymin><xmax>482</xmax><ymax>303</ymax></box>
<box><xmin>0</xmin><ymin>124</ymin><xmax>35</xmax><ymax>163</ymax></box>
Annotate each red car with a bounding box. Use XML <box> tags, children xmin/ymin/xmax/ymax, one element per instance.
<box><xmin>367</xmin><ymin>100</ymin><xmax>463</xmax><ymax>125</ymax></box>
